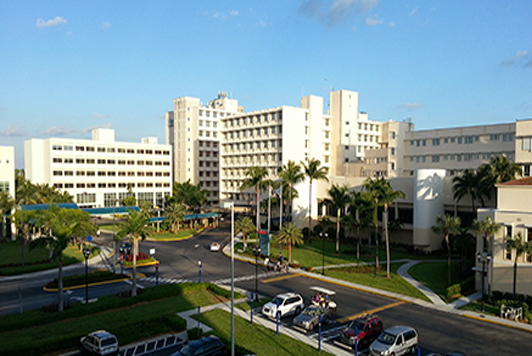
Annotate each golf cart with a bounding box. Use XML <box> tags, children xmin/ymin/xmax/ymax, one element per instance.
<box><xmin>310</xmin><ymin>286</ymin><xmax>337</xmax><ymax>310</ymax></box>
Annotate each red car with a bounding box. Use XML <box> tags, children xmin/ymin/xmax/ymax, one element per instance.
<box><xmin>339</xmin><ymin>314</ymin><xmax>383</xmax><ymax>350</ymax></box>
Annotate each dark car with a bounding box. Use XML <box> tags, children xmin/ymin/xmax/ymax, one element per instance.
<box><xmin>293</xmin><ymin>305</ymin><xmax>333</xmax><ymax>331</ymax></box>
<box><xmin>119</xmin><ymin>242</ymin><xmax>132</xmax><ymax>255</ymax></box>
<box><xmin>80</xmin><ymin>330</ymin><xmax>119</xmax><ymax>356</ymax></box>
<box><xmin>170</xmin><ymin>335</ymin><xmax>226</xmax><ymax>356</ymax></box>
<box><xmin>340</xmin><ymin>314</ymin><xmax>383</xmax><ymax>350</ymax></box>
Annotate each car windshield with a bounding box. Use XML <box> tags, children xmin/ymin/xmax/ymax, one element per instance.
<box><xmin>271</xmin><ymin>297</ymin><xmax>285</xmax><ymax>305</ymax></box>
<box><xmin>179</xmin><ymin>343</ymin><xmax>200</xmax><ymax>356</ymax></box>
<box><xmin>347</xmin><ymin>320</ymin><xmax>366</xmax><ymax>331</ymax></box>
<box><xmin>302</xmin><ymin>307</ymin><xmax>324</xmax><ymax>316</ymax></box>
<box><xmin>101</xmin><ymin>337</ymin><xmax>117</xmax><ymax>347</ymax></box>
<box><xmin>377</xmin><ymin>332</ymin><xmax>396</xmax><ymax>345</ymax></box>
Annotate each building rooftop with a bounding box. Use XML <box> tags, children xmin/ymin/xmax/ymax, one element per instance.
<box><xmin>498</xmin><ymin>177</ymin><xmax>532</xmax><ymax>186</ymax></box>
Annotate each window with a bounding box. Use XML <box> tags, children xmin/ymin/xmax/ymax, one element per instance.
<box><xmin>432</xmin><ymin>155</ymin><xmax>440</xmax><ymax>162</ymax></box>
<box><xmin>502</xmin><ymin>133</ymin><xmax>514</xmax><ymax>142</ymax></box>
<box><xmin>391</xmin><ymin>148</ymin><xmax>395</xmax><ymax>155</ymax></box>
<box><xmin>457</xmin><ymin>137</ymin><xmax>463</xmax><ymax>144</ymax></box>
<box><xmin>53</xmin><ymin>145</ymin><xmax>62</xmax><ymax>151</ymax></box>
<box><xmin>432</xmin><ymin>138</ymin><xmax>440</xmax><ymax>145</ymax></box>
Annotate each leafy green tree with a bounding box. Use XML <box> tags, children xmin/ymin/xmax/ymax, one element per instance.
<box><xmin>235</xmin><ymin>217</ymin><xmax>256</xmax><ymax>250</ymax></box>
<box><xmin>29</xmin><ymin>206</ymin><xmax>96</xmax><ymax>311</ymax></box>
<box><xmin>165</xmin><ymin>202</ymin><xmax>187</xmax><ymax>233</ymax></box>
<box><xmin>432</xmin><ymin>214</ymin><xmax>461</xmax><ymax>285</ymax></box>
<box><xmin>123</xmin><ymin>195</ymin><xmax>137</xmax><ymax>207</ymax></box>
<box><xmin>173</xmin><ymin>180</ymin><xmax>208</xmax><ymax>213</ymax></box>
<box><xmin>240</xmin><ymin>166</ymin><xmax>269</xmax><ymax>235</ymax></box>
<box><xmin>278</xmin><ymin>160</ymin><xmax>305</xmax><ymax>222</ymax></box>
<box><xmin>324</xmin><ymin>184</ymin><xmax>351</xmax><ymax>253</ymax></box>
<box><xmin>452</xmin><ymin>169</ymin><xmax>486</xmax><ymax>214</ymax></box>
<box><xmin>363</xmin><ymin>178</ymin><xmax>405</xmax><ymax>278</ymax></box>
<box><xmin>0</xmin><ymin>191</ymin><xmax>15</xmax><ymax>239</ymax></box>
<box><xmin>276</xmin><ymin>223</ymin><xmax>304</xmax><ymax>263</ymax></box>
<box><xmin>301</xmin><ymin>158</ymin><xmax>329</xmax><ymax>239</ymax></box>
<box><xmin>452</xmin><ymin>227</ymin><xmax>475</xmax><ymax>276</ymax></box>
<box><xmin>505</xmin><ymin>232</ymin><xmax>532</xmax><ymax>297</ymax></box>
<box><xmin>117</xmin><ymin>209</ymin><xmax>154</xmax><ymax>297</ymax></box>
<box><xmin>472</xmin><ymin>216</ymin><xmax>501</xmax><ymax>252</ymax></box>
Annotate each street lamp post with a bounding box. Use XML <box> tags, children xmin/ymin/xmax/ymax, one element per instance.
<box><xmin>253</xmin><ymin>245</ymin><xmax>261</xmax><ymax>302</ymax></box>
<box><xmin>477</xmin><ymin>251</ymin><xmax>491</xmax><ymax>312</ymax></box>
<box><xmin>198</xmin><ymin>260</ymin><xmax>202</xmax><ymax>283</ymax></box>
<box><xmin>319</xmin><ymin>232</ymin><xmax>327</xmax><ymax>275</ymax></box>
<box><xmin>83</xmin><ymin>246</ymin><xmax>91</xmax><ymax>303</ymax></box>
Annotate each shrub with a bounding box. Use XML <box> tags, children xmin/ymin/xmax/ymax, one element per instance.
<box><xmin>187</xmin><ymin>327</ymin><xmax>204</xmax><ymax>340</ymax></box>
<box><xmin>126</xmin><ymin>252</ymin><xmax>151</xmax><ymax>262</ymax></box>
<box><xmin>446</xmin><ymin>284</ymin><xmax>461</xmax><ymax>299</ymax></box>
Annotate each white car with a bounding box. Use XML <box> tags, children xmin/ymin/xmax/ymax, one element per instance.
<box><xmin>262</xmin><ymin>293</ymin><xmax>305</xmax><ymax>319</ymax></box>
<box><xmin>210</xmin><ymin>242</ymin><xmax>220</xmax><ymax>252</ymax></box>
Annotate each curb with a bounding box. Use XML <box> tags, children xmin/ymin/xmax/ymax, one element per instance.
<box><xmin>43</xmin><ymin>272</ymin><xmax>147</xmax><ymax>292</ymax></box>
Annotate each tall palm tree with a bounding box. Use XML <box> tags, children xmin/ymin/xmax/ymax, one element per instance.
<box><xmin>452</xmin><ymin>227</ymin><xmax>475</xmax><ymax>276</ymax></box>
<box><xmin>301</xmin><ymin>158</ymin><xmax>329</xmax><ymax>239</ymax></box>
<box><xmin>235</xmin><ymin>216</ymin><xmax>256</xmax><ymax>250</ymax></box>
<box><xmin>505</xmin><ymin>232</ymin><xmax>532</xmax><ymax>297</ymax></box>
<box><xmin>324</xmin><ymin>184</ymin><xmax>351</xmax><ymax>253</ymax></box>
<box><xmin>276</xmin><ymin>223</ymin><xmax>304</xmax><ymax>263</ymax></box>
<box><xmin>0</xmin><ymin>192</ymin><xmax>15</xmax><ymax>239</ymax></box>
<box><xmin>452</xmin><ymin>169</ymin><xmax>485</xmax><ymax>214</ymax></box>
<box><xmin>173</xmin><ymin>180</ymin><xmax>208</xmax><ymax>213</ymax></box>
<box><xmin>472</xmin><ymin>216</ymin><xmax>501</xmax><ymax>252</ymax></box>
<box><xmin>240</xmin><ymin>166</ymin><xmax>269</xmax><ymax>238</ymax></box>
<box><xmin>488</xmin><ymin>155</ymin><xmax>522</xmax><ymax>184</ymax></box>
<box><xmin>278</xmin><ymin>160</ymin><xmax>305</xmax><ymax>222</ymax></box>
<box><xmin>117</xmin><ymin>209</ymin><xmax>154</xmax><ymax>297</ymax></box>
<box><xmin>363</xmin><ymin>178</ymin><xmax>405</xmax><ymax>278</ymax></box>
<box><xmin>29</xmin><ymin>206</ymin><xmax>96</xmax><ymax>311</ymax></box>
<box><xmin>165</xmin><ymin>202</ymin><xmax>187</xmax><ymax>233</ymax></box>
<box><xmin>432</xmin><ymin>214</ymin><xmax>461</xmax><ymax>285</ymax></box>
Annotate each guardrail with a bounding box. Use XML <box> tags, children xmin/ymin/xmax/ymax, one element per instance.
<box><xmin>121</xmin><ymin>334</ymin><xmax>185</xmax><ymax>356</ymax></box>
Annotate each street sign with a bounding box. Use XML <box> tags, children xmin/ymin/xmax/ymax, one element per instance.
<box><xmin>259</xmin><ymin>230</ymin><xmax>270</xmax><ymax>256</ymax></box>
<box><xmin>149</xmin><ymin>248</ymin><xmax>155</xmax><ymax>255</ymax></box>
<box><xmin>87</xmin><ymin>235</ymin><xmax>93</xmax><ymax>242</ymax></box>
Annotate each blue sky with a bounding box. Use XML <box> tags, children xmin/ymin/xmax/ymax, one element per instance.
<box><xmin>1</xmin><ymin>0</ymin><xmax>531</xmax><ymax>168</ymax></box>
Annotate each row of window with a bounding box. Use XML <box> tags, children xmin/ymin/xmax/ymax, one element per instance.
<box><xmin>409</xmin><ymin>152</ymin><xmax>513</xmax><ymax>163</ymax></box>
<box><xmin>410</xmin><ymin>133</ymin><xmax>514</xmax><ymax>147</ymax></box>
<box><xmin>198</xmin><ymin>110</ymin><xmax>226</xmax><ymax>118</ymax></box>
<box><xmin>503</xmin><ymin>226</ymin><xmax>532</xmax><ymax>262</ymax></box>
<box><xmin>357</xmin><ymin>122</ymin><xmax>379</xmax><ymax>132</ymax></box>
<box><xmin>52</xmin><ymin>158</ymin><xmax>171</xmax><ymax>166</ymax></box>
<box><xmin>224</xmin><ymin>112</ymin><xmax>282</xmax><ymax>127</ymax></box>
<box><xmin>55</xmin><ymin>182</ymin><xmax>171</xmax><ymax>189</ymax></box>
<box><xmin>198</xmin><ymin>141</ymin><xmax>219</xmax><ymax>148</ymax></box>
<box><xmin>198</xmin><ymin>171</ymin><xmax>218</xmax><ymax>178</ymax></box>
<box><xmin>223</xmin><ymin>154</ymin><xmax>283</xmax><ymax>166</ymax></box>
<box><xmin>198</xmin><ymin>120</ymin><xmax>219</xmax><ymax>128</ymax></box>
<box><xmin>357</xmin><ymin>134</ymin><xmax>379</xmax><ymax>143</ymax></box>
<box><xmin>198</xmin><ymin>130</ymin><xmax>218</xmax><ymax>138</ymax></box>
<box><xmin>224</xmin><ymin>126</ymin><xmax>283</xmax><ymax>140</ymax></box>
<box><xmin>52</xmin><ymin>145</ymin><xmax>170</xmax><ymax>155</ymax></box>
<box><xmin>224</xmin><ymin>140</ymin><xmax>282</xmax><ymax>151</ymax></box>
<box><xmin>52</xmin><ymin>171</ymin><xmax>171</xmax><ymax>177</ymax></box>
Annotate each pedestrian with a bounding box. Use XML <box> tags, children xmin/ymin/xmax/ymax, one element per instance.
<box><xmin>278</xmin><ymin>253</ymin><xmax>283</xmax><ymax>264</ymax></box>
<box><xmin>264</xmin><ymin>256</ymin><xmax>270</xmax><ymax>271</ymax></box>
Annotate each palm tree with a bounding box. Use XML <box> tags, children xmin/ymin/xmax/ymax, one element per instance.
<box><xmin>324</xmin><ymin>184</ymin><xmax>351</xmax><ymax>253</ymax></box>
<box><xmin>488</xmin><ymin>155</ymin><xmax>522</xmax><ymax>184</ymax></box>
<box><xmin>240</xmin><ymin>166</ymin><xmax>269</xmax><ymax>237</ymax></box>
<box><xmin>452</xmin><ymin>227</ymin><xmax>475</xmax><ymax>276</ymax></box>
<box><xmin>505</xmin><ymin>232</ymin><xmax>532</xmax><ymax>297</ymax></box>
<box><xmin>117</xmin><ymin>209</ymin><xmax>154</xmax><ymax>297</ymax></box>
<box><xmin>278</xmin><ymin>160</ymin><xmax>305</xmax><ymax>222</ymax></box>
<box><xmin>29</xmin><ymin>206</ymin><xmax>96</xmax><ymax>311</ymax></box>
<box><xmin>452</xmin><ymin>169</ymin><xmax>485</xmax><ymax>214</ymax></box>
<box><xmin>173</xmin><ymin>180</ymin><xmax>208</xmax><ymax>213</ymax></box>
<box><xmin>276</xmin><ymin>223</ymin><xmax>304</xmax><ymax>263</ymax></box>
<box><xmin>235</xmin><ymin>216</ymin><xmax>256</xmax><ymax>250</ymax></box>
<box><xmin>0</xmin><ymin>192</ymin><xmax>15</xmax><ymax>239</ymax></box>
<box><xmin>432</xmin><ymin>214</ymin><xmax>461</xmax><ymax>285</ymax></box>
<box><xmin>472</xmin><ymin>216</ymin><xmax>501</xmax><ymax>252</ymax></box>
<box><xmin>301</xmin><ymin>158</ymin><xmax>329</xmax><ymax>239</ymax></box>
<box><xmin>363</xmin><ymin>178</ymin><xmax>405</xmax><ymax>278</ymax></box>
<box><xmin>165</xmin><ymin>202</ymin><xmax>187</xmax><ymax>233</ymax></box>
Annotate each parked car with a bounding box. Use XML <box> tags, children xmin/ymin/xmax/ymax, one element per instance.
<box><xmin>210</xmin><ymin>242</ymin><xmax>221</xmax><ymax>252</ymax></box>
<box><xmin>292</xmin><ymin>305</ymin><xmax>333</xmax><ymax>331</ymax></box>
<box><xmin>262</xmin><ymin>293</ymin><xmax>305</xmax><ymax>319</ymax></box>
<box><xmin>119</xmin><ymin>241</ymin><xmax>132</xmax><ymax>255</ymax></box>
<box><xmin>340</xmin><ymin>314</ymin><xmax>383</xmax><ymax>349</ymax></box>
<box><xmin>80</xmin><ymin>330</ymin><xmax>119</xmax><ymax>356</ymax></box>
<box><xmin>170</xmin><ymin>335</ymin><xmax>226</xmax><ymax>356</ymax></box>
<box><xmin>369</xmin><ymin>325</ymin><xmax>418</xmax><ymax>356</ymax></box>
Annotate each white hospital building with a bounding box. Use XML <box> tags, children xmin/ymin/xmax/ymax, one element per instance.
<box><xmin>24</xmin><ymin>128</ymin><xmax>172</xmax><ymax>208</ymax></box>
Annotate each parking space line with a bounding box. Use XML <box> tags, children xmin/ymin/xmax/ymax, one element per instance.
<box><xmin>262</xmin><ymin>273</ymin><xmax>302</xmax><ymax>284</ymax></box>
<box><xmin>336</xmin><ymin>301</ymin><xmax>405</xmax><ymax>323</ymax></box>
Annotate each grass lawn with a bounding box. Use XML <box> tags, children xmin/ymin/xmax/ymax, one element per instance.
<box><xmin>408</xmin><ymin>261</ymin><xmax>469</xmax><ymax>302</ymax></box>
<box><xmin>324</xmin><ymin>263</ymin><xmax>431</xmax><ymax>302</ymax></box>
<box><xmin>197</xmin><ymin>309</ymin><xmax>334</xmax><ymax>356</ymax></box>
<box><xmin>236</xmin><ymin>297</ymin><xmax>271</xmax><ymax>312</ymax></box>
<box><xmin>0</xmin><ymin>283</ymin><xmax>237</xmax><ymax>356</ymax></box>
<box><xmin>0</xmin><ymin>241</ymin><xmax>99</xmax><ymax>276</ymax></box>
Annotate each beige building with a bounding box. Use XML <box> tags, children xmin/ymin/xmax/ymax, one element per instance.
<box><xmin>25</xmin><ymin>128</ymin><xmax>172</xmax><ymax>208</ymax></box>
<box><xmin>0</xmin><ymin>146</ymin><xmax>15</xmax><ymax>199</ymax></box>
<box><xmin>477</xmin><ymin>177</ymin><xmax>532</xmax><ymax>296</ymax></box>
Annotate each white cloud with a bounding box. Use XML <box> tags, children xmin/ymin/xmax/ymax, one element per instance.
<box><xmin>210</xmin><ymin>10</ymin><xmax>240</xmax><ymax>19</ymax></box>
<box><xmin>36</xmin><ymin>16</ymin><xmax>67</xmax><ymax>29</ymax></box>
<box><xmin>93</xmin><ymin>113</ymin><xmax>111</xmax><ymax>118</ymax></box>
<box><xmin>300</xmin><ymin>0</ymin><xmax>381</xmax><ymax>27</ymax></box>
<box><xmin>409</xmin><ymin>7</ymin><xmax>419</xmax><ymax>17</ymax></box>
<box><xmin>397</xmin><ymin>103</ymin><xmax>423</xmax><ymax>109</ymax></box>
<box><xmin>516</xmin><ymin>50</ymin><xmax>530</xmax><ymax>58</ymax></box>
<box><xmin>99</xmin><ymin>22</ymin><xmax>112</xmax><ymax>30</ymax></box>
<box><xmin>80</xmin><ymin>124</ymin><xmax>113</xmax><ymax>133</ymax></box>
<box><xmin>501</xmin><ymin>50</ymin><xmax>531</xmax><ymax>68</ymax></box>
<box><xmin>256</xmin><ymin>20</ymin><xmax>267</xmax><ymax>27</ymax></box>
<box><xmin>43</xmin><ymin>126</ymin><xmax>76</xmax><ymax>136</ymax></box>
<box><xmin>366</xmin><ymin>16</ymin><xmax>383</xmax><ymax>26</ymax></box>
<box><xmin>0</xmin><ymin>125</ymin><xmax>25</xmax><ymax>137</ymax></box>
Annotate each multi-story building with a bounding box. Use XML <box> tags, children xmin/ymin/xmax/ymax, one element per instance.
<box><xmin>0</xmin><ymin>146</ymin><xmax>15</xmax><ymax>199</ymax></box>
<box><xmin>25</xmin><ymin>128</ymin><xmax>172</xmax><ymax>208</ymax></box>
<box><xmin>166</xmin><ymin>92</ymin><xmax>240</xmax><ymax>207</ymax></box>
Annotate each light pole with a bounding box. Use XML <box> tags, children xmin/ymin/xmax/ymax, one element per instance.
<box><xmin>198</xmin><ymin>260</ymin><xmax>202</xmax><ymax>283</ymax></box>
<box><xmin>83</xmin><ymin>246</ymin><xmax>91</xmax><ymax>303</ymax></box>
<box><xmin>477</xmin><ymin>251</ymin><xmax>491</xmax><ymax>312</ymax></box>
<box><xmin>253</xmin><ymin>245</ymin><xmax>261</xmax><ymax>302</ymax></box>
<box><xmin>221</xmin><ymin>201</ymin><xmax>235</xmax><ymax>356</ymax></box>
<box><xmin>320</xmin><ymin>232</ymin><xmax>327</xmax><ymax>275</ymax></box>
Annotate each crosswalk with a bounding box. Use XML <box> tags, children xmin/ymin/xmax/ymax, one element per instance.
<box><xmin>139</xmin><ymin>271</ymin><xmax>281</xmax><ymax>286</ymax></box>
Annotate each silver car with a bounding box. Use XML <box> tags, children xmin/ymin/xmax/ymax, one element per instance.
<box><xmin>370</xmin><ymin>325</ymin><xmax>418</xmax><ymax>356</ymax></box>
<box><xmin>292</xmin><ymin>305</ymin><xmax>333</xmax><ymax>331</ymax></box>
<box><xmin>80</xmin><ymin>330</ymin><xmax>119</xmax><ymax>356</ymax></box>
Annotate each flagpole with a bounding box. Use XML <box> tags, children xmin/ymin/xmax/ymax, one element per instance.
<box><xmin>279</xmin><ymin>183</ymin><xmax>283</xmax><ymax>254</ymax></box>
<box><xmin>268</xmin><ymin>185</ymin><xmax>271</xmax><ymax>234</ymax></box>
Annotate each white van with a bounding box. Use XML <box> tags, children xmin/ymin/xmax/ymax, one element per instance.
<box><xmin>369</xmin><ymin>325</ymin><xmax>418</xmax><ymax>356</ymax></box>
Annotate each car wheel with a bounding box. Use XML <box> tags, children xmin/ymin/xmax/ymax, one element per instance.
<box><xmin>410</xmin><ymin>345</ymin><xmax>418</xmax><ymax>354</ymax></box>
<box><xmin>295</xmin><ymin>306</ymin><xmax>301</xmax><ymax>315</ymax></box>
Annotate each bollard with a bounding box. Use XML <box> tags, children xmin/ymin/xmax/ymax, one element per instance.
<box><xmin>318</xmin><ymin>314</ymin><xmax>322</xmax><ymax>352</ymax></box>
<box><xmin>276</xmin><ymin>300</ymin><xmax>280</xmax><ymax>335</ymax></box>
<box><xmin>354</xmin><ymin>326</ymin><xmax>358</xmax><ymax>356</ymax></box>
<box><xmin>250</xmin><ymin>293</ymin><xmax>254</xmax><ymax>325</ymax></box>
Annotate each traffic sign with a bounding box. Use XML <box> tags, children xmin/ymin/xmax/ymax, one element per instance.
<box><xmin>87</xmin><ymin>235</ymin><xmax>93</xmax><ymax>242</ymax></box>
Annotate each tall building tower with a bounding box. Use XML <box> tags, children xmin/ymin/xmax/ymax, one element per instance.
<box><xmin>165</xmin><ymin>92</ymin><xmax>240</xmax><ymax>207</ymax></box>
